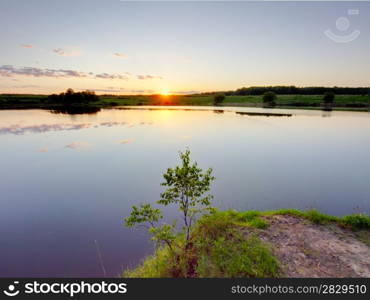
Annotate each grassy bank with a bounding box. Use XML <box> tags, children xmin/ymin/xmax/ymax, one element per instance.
<box><xmin>123</xmin><ymin>209</ymin><xmax>370</xmax><ymax>278</ymax></box>
<box><xmin>1</xmin><ymin>93</ymin><xmax>369</xmax><ymax>111</ymax></box>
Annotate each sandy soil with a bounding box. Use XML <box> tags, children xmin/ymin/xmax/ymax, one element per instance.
<box><xmin>256</xmin><ymin>215</ymin><xmax>370</xmax><ymax>278</ymax></box>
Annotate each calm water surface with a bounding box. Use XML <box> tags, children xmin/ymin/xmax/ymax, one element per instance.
<box><xmin>1</xmin><ymin>107</ymin><xmax>369</xmax><ymax>277</ymax></box>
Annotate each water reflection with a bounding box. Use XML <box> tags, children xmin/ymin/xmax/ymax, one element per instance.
<box><xmin>0</xmin><ymin>123</ymin><xmax>92</xmax><ymax>135</ymax></box>
<box><xmin>0</xmin><ymin>107</ymin><xmax>369</xmax><ymax>277</ymax></box>
<box><xmin>0</xmin><ymin>121</ymin><xmax>152</xmax><ymax>135</ymax></box>
<box><xmin>38</xmin><ymin>147</ymin><xmax>49</xmax><ymax>153</ymax></box>
<box><xmin>321</xmin><ymin>110</ymin><xmax>332</xmax><ymax>118</ymax></box>
<box><xmin>235</xmin><ymin>111</ymin><xmax>292</xmax><ymax>117</ymax></box>
<box><xmin>49</xmin><ymin>106</ymin><xmax>101</xmax><ymax>115</ymax></box>
<box><xmin>116</xmin><ymin>106</ymin><xmax>297</xmax><ymax>117</ymax></box>
<box><xmin>66</xmin><ymin>141</ymin><xmax>91</xmax><ymax>149</ymax></box>
<box><xmin>118</xmin><ymin>139</ymin><xmax>133</xmax><ymax>144</ymax></box>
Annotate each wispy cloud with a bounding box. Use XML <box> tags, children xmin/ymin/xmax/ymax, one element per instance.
<box><xmin>53</xmin><ymin>48</ymin><xmax>67</xmax><ymax>56</ymax></box>
<box><xmin>114</xmin><ymin>52</ymin><xmax>128</xmax><ymax>59</ymax></box>
<box><xmin>12</xmin><ymin>84</ymin><xmax>40</xmax><ymax>89</ymax></box>
<box><xmin>21</xmin><ymin>44</ymin><xmax>33</xmax><ymax>48</ymax></box>
<box><xmin>66</xmin><ymin>141</ymin><xmax>91</xmax><ymax>149</ymax></box>
<box><xmin>171</xmin><ymin>90</ymin><xmax>200</xmax><ymax>95</ymax></box>
<box><xmin>137</xmin><ymin>74</ymin><xmax>163</xmax><ymax>80</ymax></box>
<box><xmin>95</xmin><ymin>73</ymin><xmax>129</xmax><ymax>80</ymax></box>
<box><xmin>52</xmin><ymin>47</ymin><xmax>82</xmax><ymax>57</ymax></box>
<box><xmin>0</xmin><ymin>65</ymin><xmax>131</xmax><ymax>80</ymax></box>
<box><xmin>0</xmin><ymin>65</ymin><xmax>87</xmax><ymax>78</ymax></box>
<box><xmin>87</xmin><ymin>87</ymin><xmax>154</xmax><ymax>93</ymax></box>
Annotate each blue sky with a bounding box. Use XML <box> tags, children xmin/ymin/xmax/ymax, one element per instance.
<box><xmin>0</xmin><ymin>0</ymin><xmax>369</xmax><ymax>94</ymax></box>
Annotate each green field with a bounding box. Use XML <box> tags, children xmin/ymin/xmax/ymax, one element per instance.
<box><xmin>1</xmin><ymin>93</ymin><xmax>370</xmax><ymax>111</ymax></box>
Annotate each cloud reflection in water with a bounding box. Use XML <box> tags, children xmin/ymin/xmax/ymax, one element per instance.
<box><xmin>0</xmin><ymin>121</ymin><xmax>153</xmax><ymax>135</ymax></box>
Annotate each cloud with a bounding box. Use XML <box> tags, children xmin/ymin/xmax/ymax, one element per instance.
<box><xmin>52</xmin><ymin>47</ymin><xmax>82</xmax><ymax>57</ymax></box>
<box><xmin>128</xmin><ymin>89</ymin><xmax>155</xmax><ymax>94</ymax></box>
<box><xmin>12</xmin><ymin>84</ymin><xmax>40</xmax><ymax>89</ymax></box>
<box><xmin>0</xmin><ymin>65</ymin><xmax>162</xmax><ymax>82</ymax></box>
<box><xmin>99</xmin><ymin>89</ymin><xmax>197</xmax><ymax>95</ymax></box>
<box><xmin>38</xmin><ymin>147</ymin><xmax>49</xmax><ymax>153</ymax></box>
<box><xmin>137</xmin><ymin>75</ymin><xmax>163</xmax><ymax>80</ymax></box>
<box><xmin>114</xmin><ymin>52</ymin><xmax>128</xmax><ymax>59</ymax></box>
<box><xmin>118</xmin><ymin>139</ymin><xmax>133</xmax><ymax>144</ymax></box>
<box><xmin>171</xmin><ymin>90</ymin><xmax>200</xmax><ymax>95</ymax></box>
<box><xmin>95</xmin><ymin>73</ymin><xmax>129</xmax><ymax>80</ymax></box>
<box><xmin>87</xmin><ymin>87</ymin><xmax>154</xmax><ymax>93</ymax></box>
<box><xmin>0</xmin><ymin>65</ymin><xmax>87</xmax><ymax>78</ymax></box>
<box><xmin>53</xmin><ymin>48</ymin><xmax>66</xmax><ymax>56</ymax></box>
<box><xmin>0</xmin><ymin>65</ymin><xmax>131</xmax><ymax>80</ymax></box>
<box><xmin>66</xmin><ymin>141</ymin><xmax>91</xmax><ymax>149</ymax></box>
<box><xmin>21</xmin><ymin>44</ymin><xmax>33</xmax><ymax>48</ymax></box>
<box><xmin>87</xmin><ymin>88</ymin><xmax>123</xmax><ymax>93</ymax></box>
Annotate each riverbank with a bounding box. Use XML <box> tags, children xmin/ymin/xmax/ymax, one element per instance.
<box><xmin>1</xmin><ymin>94</ymin><xmax>369</xmax><ymax>111</ymax></box>
<box><xmin>122</xmin><ymin>209</ymin><xmax>370</xmax><ymax>278</ymax></box>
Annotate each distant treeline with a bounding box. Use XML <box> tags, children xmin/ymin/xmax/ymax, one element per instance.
<box><xmin>223</xmin><ymin>86</ymin><xmax>370</xmax><ymax>96</ymax></box>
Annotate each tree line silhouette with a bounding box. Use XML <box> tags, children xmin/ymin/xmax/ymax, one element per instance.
<box><xmin>227</xmin><ymin>86</ymin><xmax>370</xmax><ymax>96</ymax></box>
<box><xmin>47</xmin><ymin>89</ymin><xmax>99</xmax><ymax>105</ymax></box>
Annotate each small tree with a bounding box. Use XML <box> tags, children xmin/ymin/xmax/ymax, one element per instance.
<box><xmin>262</xmin><ymin>91</ymin><xmax>277</xmax><ymax>105</ymax></box>
<box><xmin>213</xmin><ymin>93</ymin><xmax>225</xmax><ymax>106</ymax></box>
<box><xmin>158</xmin><ymin>150</ymin><xmax>215</xmax><ymax>242</ymax></box>
<box><xmin>322</xmin><ymin>92</ymin><xmax>335</xmax><ymax>105</ymax></box>
<box><xmin>124</xmin><ymin>150</ymin><xmax>215</xmax><ymax>250</ymax></box>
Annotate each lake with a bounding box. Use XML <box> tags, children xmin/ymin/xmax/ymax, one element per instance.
<box><xmin>1</xmin><ymin>106</ymin><xmax>369</xmax><ymax>277</ymax></box>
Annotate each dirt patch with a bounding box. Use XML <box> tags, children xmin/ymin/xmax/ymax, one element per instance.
<box><xmin>255</xmin><ymin>215</ymin><xmax>370</xmax><ymax>277</ymax></box>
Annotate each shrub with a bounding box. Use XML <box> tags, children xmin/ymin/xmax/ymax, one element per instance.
<box><xmin>322</xmin><ymin>92</ymin><xmax>335</xmax><ymax>105</ymax></box>
<box><xmin>213</xmin><ymin>93</ymin><xmax>225</xmax><ymax>106</ymax></box>
<box><xmin>262</xmin><ymin>91</ymin><xmax>277</xmax><ymax>105</ymax></box>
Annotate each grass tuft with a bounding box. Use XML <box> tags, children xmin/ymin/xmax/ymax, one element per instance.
<box><xmin>341</xmin><ymin>214</ymin><xmax>370</xmax><ymax>230</ymax></box>
<box><xmin>304</xmin><ymin>209</ymin><xmax>339</xmax><ymax>224</ymax></box>
<box><xmin>123</xmin><ymin>247</ymin><xmax>173</xmax><ymax>278</ymax></box>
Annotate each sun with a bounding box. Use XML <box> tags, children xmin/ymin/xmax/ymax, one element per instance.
<box><xmin>160</xmin><ymin>89</ymin><xmax>170</xmax><ymax>96</ymax></box>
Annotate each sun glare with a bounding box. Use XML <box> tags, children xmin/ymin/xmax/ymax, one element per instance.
<box><xmin>160</xmin><ymin>89</ymin><xmax>170</xmax><ymax>96</ymax></box>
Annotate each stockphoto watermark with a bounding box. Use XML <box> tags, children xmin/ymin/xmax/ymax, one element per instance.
<box><xmin>2</xmin><ymin>281</ymin><xmax>127</xmax><ymax>298</ymax></box>
<box><xmin>324</xmin><ymin>9</ymin><xmax>361</xmax><ymax>43</ymax></box>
